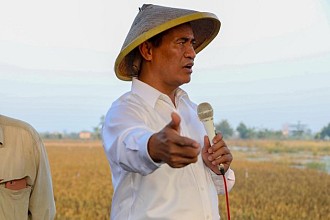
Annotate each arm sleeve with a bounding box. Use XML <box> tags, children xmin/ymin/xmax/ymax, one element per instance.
<box><xmin>102</xmin><ymin>104</ymin><xmax>161</xmax><ymax>177</ymax></box>
<box><xmin>210</xmin><ymin>168</ymin><xmax>235</xmax><ymax>195</ymax></box>
<box><xmin>28</xmin><ymin>133</ymin><xmax>56</xmax><ymax>220</ymax></box>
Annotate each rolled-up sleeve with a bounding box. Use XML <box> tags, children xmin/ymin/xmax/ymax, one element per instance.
<box><xmin>210</xmin><ymin>168</ymin><xmax>235</xmax><ymax>195</ymax></box>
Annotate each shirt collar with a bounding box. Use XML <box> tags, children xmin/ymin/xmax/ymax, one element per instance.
<box><xmin>131</xmin><ymin>78</ymin><xmax>188</xmax><ymax>108</ymax></box>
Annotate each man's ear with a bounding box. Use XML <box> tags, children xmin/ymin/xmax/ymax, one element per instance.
<box><xmin>139</xmin><ymin>41</ymin><xmax>152</xmax><ymax>61</ymax></box>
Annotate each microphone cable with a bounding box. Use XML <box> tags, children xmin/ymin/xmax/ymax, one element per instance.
<box><xmin>219</xmin><ymin>164</ymin><xmax>231</xmax><ymax>220</ymax></box>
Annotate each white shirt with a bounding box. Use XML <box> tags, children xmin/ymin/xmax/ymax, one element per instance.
<box><xmin>102</xmin><ymin>78</ymin><xmax>235</xmax><ymax>220</ymax></box>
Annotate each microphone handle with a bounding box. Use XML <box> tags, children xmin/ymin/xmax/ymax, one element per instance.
<box><xmin>202</xmin><ymin>118</ymin><xmax>216</xmax><ymax>144</ymax></box>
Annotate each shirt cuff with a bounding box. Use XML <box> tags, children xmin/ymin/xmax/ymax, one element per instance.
<box><xmin>210</xmin><ymin>167</ymin><xmax>236</xmax><ymax>194</ymax></box>
<box><xmin>138</xmin><ymin>131</ymin><xmax>163</xmax><ymax>174</ymax></box>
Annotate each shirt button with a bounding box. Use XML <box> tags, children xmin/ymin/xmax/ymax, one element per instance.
<box><xmin>206</xmin><ymin>215</ymin><xmax>210</xmax><ymax>219</ymax></box>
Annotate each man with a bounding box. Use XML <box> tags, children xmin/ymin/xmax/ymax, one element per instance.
<box><xmin>0</xmin><ymin>114</ymin><xmax>56</xmax><ymax>220</ymax></box>
<box><xmin>102</xmin><ymin>4</ymin><xmax>235</xmax><ymax>219</ymax></box>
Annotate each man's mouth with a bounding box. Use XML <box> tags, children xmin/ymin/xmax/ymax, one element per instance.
<box><xmin>184</xmin><ymin>62</ymin><xmax>194</xmax><ymax>69</ymax></box>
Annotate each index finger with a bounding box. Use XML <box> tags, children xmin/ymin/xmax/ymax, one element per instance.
<box><xmin>175</xmin><ymin>135</ymin><xmax>200</xmax><ymax>149</ymax></box>
<box><xmin>212</xmin><ymin>132</ymin><xmax>223</xmax><ymax>144</ymax></box>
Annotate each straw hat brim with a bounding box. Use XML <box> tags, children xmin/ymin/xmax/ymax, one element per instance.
<box><xmin>115</xmin><ymin>11</ymin><xmax>220</xmax><ymax>81</ymax></box>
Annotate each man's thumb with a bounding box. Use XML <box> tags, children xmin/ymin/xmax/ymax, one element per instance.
<box><xmin>168</xmin><ymin>112</ymin><xmax>181</xmax><ymax>132</ymax></box>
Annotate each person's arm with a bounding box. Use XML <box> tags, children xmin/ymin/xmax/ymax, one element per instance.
<box><xmin>103</xmin><ymin>107</ymin><xmax>200</xmax><ymax>175</ymax></box>
<box><xmin>102</xmin><ymin>104</ymin><xmax>161</xmax><ymax>176</ymax></box>
<box><xmin>28</xmin><ymin>132</ymin><xmax>56</xmax><ymax>220</ymax></box>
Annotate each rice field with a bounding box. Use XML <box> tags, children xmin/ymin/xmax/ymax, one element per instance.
<box><xmin>46</xmin><ymin>140</ymin><xmax>330</xmax><ymax>220</ymax></box>
<box><xmin>46</xmin><ymin>141</ymin><xmax>112</xmax><ymax>220</ymax></box>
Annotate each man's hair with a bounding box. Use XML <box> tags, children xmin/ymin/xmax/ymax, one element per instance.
<box><xmin>130</xmin><ymin>31</ymin><xmax>167</xmax><ymax>78</ymax></box>
<box><xmin>147</xmin><ymin>30</ymin><xmax>167</xmax><ymax>47</ymax></box>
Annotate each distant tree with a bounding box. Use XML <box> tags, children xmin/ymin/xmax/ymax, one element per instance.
<box><xmin>256</xmin><ymin>129</ymin><xmax>268</xmax><ymax>139</ymax></box>
<box><xmin>236</xmin><ymin>122</ymin><xmax>254</xmax><ymax>139</ymax></box>
<box><xmin>319</xmin><ymin>123</ymin><xmax>330</xmax><ymax>140</ymax></box>
<box><xmin>93</xmin><ymin>115</ymin><xmax>105</xmax><ymax>139</ymax></box>
<box><xmin>215</xmin><ymin>120</ymin><xmax>233</xmax><ymax>138</ymax></box>
<box><xmin>314</xmin><ymin>133</ymin><xmax>321</xmax><ymax>140</ymax></box>
<box><xmin>256</xmin><ymin>129</ymin><xmax>284</xmax><ymax>139</ymax></box>
<box><xmin>40</xmin><ymin>131</ymin><xmax>75</xmax><ymax>140</ymax></box>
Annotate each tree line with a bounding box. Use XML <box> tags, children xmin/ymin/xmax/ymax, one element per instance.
<box><xmin>40</xmin><ymin>116</ymin><xmax>330</xmax><ymax>141</ymax></box>
<box><xmin>216</xmin><ymin>120</ymin><xmax>330</xmax><ymax>140</ymax></box>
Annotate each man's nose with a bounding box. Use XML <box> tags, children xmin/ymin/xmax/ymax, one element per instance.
<box><xmin>184</xmin><ymin>45</ymin><xmax>196</xmax><ymax>59</ymax></box>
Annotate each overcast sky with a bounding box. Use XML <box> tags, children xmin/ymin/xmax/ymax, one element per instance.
<box><xmin>1</xmin><ymin>0</ymin><xmax>330</xmax><ymax>133</ymax></box>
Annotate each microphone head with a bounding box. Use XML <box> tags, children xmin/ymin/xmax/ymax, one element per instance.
<box><xmin>197</xmin><ymin>102</ymin><xmax>213</xmax><ymax>121</ymax></box>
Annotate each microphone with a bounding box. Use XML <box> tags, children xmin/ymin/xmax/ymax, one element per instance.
<box><xmin>197</xmin><ymin>102</ymin><xmax>225</xmax><ymax>174</ymax></box>
<box><xmin>197</xmin><ymin>102</ymin><xmax>216</xmax><ymax>144</ymax></box>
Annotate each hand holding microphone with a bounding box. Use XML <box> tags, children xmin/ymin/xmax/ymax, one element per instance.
<box><xmin>197</xmin><ymin>102</ymin><xmax>229</xmax><ymax>175</ymax></box>
<box><xmin>198</xmin><ymin>102</ymin><xmax>233</xmax><ymax>219</ymax></box>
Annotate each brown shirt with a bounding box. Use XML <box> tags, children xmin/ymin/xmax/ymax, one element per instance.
<box><xmin>0</xmin><ymin>115</ymin><xmax>56</xmax><ymax>220</ymax></box>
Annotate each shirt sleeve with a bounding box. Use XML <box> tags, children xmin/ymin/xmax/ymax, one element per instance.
<box><xmin>210</xmin><ymin>167</ymin><xmax>235</xmax><ymax>195</ymax></box>
<box><xmin>102</xmin><ymin>103</ymin><xmax>161</xmax><ymax>176</ymax></box>
<box><xmin>28</xmin><ymin>132</ymin><xmax>56</xmax><ymax>220</ymax></box>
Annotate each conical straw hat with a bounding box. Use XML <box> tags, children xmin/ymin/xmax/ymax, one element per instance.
<box><xmin>115</xmin><ymin>4</ymin><xmax>221</xmax><ymax>81</ymax></box>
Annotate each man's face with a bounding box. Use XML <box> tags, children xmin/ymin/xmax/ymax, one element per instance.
<box><xmin>151</xmin><ymin>23</ymin><xmax>196</xmax><ymax>90</ymax></box>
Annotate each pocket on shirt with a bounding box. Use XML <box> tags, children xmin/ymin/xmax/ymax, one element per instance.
<box><xmin>0</xmin><ymin>185</ymin><xmax>32</xmax><ymax>220</ymax></box>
